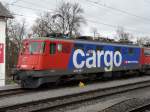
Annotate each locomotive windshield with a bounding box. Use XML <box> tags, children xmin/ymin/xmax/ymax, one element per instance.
<box><xmin>22</xmin><ymin>41</ymin><xmax>45</xmax><ymax>54</ymax></box>
<box><xmin>144</xmin><ymin>49</ymin><xmax>150</xmax><ymax>56</ymax></box>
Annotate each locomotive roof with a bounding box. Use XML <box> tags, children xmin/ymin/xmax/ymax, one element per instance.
<box><xmin>29</xmin><ymin>37</ymin><xmax>140</xmax><ymax>48</ymax></box>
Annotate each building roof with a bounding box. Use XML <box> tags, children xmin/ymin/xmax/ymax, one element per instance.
<box><xmin>0</xmin><ymin>2</ymin><xmax>13</xmax><ymax>18</ymax></box>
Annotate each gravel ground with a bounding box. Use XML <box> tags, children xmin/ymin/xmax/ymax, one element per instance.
<box><xmin>64</xmin><ymin>86</ymin><xmax>150</xmax><ymax>112</ymax></box>
<box><xmin>0</xmin><ymin>76</ymin><xmax>150</xmax><ymax>108</ymax></box>
<box><xmin>0</xmin><ymin>84</ymin><xmax>20</xmax><ymax>91</ymax></box>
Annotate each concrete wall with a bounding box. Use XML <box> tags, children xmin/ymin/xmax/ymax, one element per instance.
<box><xmin>0</xmin><ymin>19</ymin><xmax>6</xmax><ymax>86</ymax></box>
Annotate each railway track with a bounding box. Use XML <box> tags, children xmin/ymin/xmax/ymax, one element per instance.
<box><xmin>0</xmin><ymin>82</ymin><xmax>76</xmax><ymax>98</ymax></box>
<box><xmin>0</xmin><ymin>84</ymin><xmax>31</xmax><ymax>98</ymax></box>
<box><xmin>99</xmin><ymin>97</ymin><xmax>150</xmax><ymax>112</ymax></box>
<box><xmin>128</xmin><ymin>103</ymin><xmax>150</xmax><ymax>112</ymax></box>
<box><xmin>0</xmin><ymin>88</ymin><xmax>25</xmax><ymax>97</ymax></box>
<box><xmin>1</xmin><ymin>77</ymin><xmax>150</xmax><ymax>112</ymax></box>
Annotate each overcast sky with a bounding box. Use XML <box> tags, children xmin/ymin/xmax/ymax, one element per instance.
<box><xmin>1</xmin><ymin>0</ymin><xmax>150</xmax><ymax>39</ymax></box>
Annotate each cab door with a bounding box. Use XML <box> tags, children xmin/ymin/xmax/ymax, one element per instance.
<box><xmin>56</xmin><ymin>42</ymin><xmax>72</xmax><ymax>69</ymax></box>
<box><xmin>48</xmin><ymin>41</ymin><xmax>58</xmax><ymax>69</ymax></box>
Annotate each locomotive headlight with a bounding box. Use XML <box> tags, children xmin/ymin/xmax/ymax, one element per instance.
<box><xmin>17</xmin><ymin>65</ymin><xmax>20</xmax><ymax>68</ymax></box>
<box><xmin>32</xmin><ymin>66</ymin><xmax>35</xmax><ymax>69</ymax></box>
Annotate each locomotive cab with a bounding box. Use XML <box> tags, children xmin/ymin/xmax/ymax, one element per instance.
<box><xmin>14</xmin><ymin>38</ymin><xmax>72</xmax><ymax>88</ymax></box>
<box><xmin>17</xmin><ymin>40</ymin><xmax>45</xmax><ymax>70</ymax></box>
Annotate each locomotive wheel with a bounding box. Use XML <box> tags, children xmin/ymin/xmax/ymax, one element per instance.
<box><xmin>20</xmin><ymin>80</ymin><xmax>27</xmax><ymax>88</ymax></box>
<box><xmin>144</xmin><ymin>70</ymin><xmax>150</xmax><ymax>75</ymax></box>
<box><xmin>112</xmin><ymin>72</ymin><xmax>121</xmax><ymax>78</ymax></box>
<box><xmin>20</xmin><ymin>77</ymin><xmax>40</xmax><ymax>89</ymax></box>
<box><xmin>102</xmin><ymin>72</ymin><xmax>112</xmax><ymax>79</ymax></box>
<box><xmin>54</xmin><ymin>77</ymin><xmax>65</xmax><ymax>86</ymax></box>
<box><xmin>54</xmin><ymin>79</ymin><xmax>61</xmax><ymax>86</ymax></box>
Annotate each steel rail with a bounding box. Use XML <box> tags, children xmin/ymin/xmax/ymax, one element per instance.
<box><xmin>127</xmin><ymin>102</ymin><xmax>150</xmax><ymax>112</ymax></box>
<box><xmin>0</xmin><ymin>88</ymin><xmax>26</xmax><ymax>98</ymax></box>
<box><xmin>1</xmin><ymin>79</ymin><xmax>150</xmax><ymax>112</ymax></box>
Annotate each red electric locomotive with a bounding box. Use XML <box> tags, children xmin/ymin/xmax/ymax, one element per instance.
<box><xmin>13</xmin><ymin>36</ymin><xmax>150</xmax><ymax>88</ymax></box>
<box><xmin>140</xmin><ymin>48</ymin><xmax>150</xmax><ymax>73</ymax></box>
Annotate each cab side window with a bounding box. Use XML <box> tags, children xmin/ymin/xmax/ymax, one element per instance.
<box><xmin>50</xmin><ymin>43</ymin><xmax>56</xmax><ymax>54</ymax></box>
<box><xmin>57</xmin><ymin>44</ymin><xmax>62</xmax><ymax>53</ymax></box>
<box><xmin>144</xmin><ymin>49</ymin><xmax>150</xmax><ymax>56</ymax></box>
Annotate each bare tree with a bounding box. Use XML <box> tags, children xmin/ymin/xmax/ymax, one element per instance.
<box><xmin>32</xmin><ymin>13</ymin><xmax>62</xmax><ymax>37</ymax></box>
<box><xmin>6</xmin><ymin>19</ymin><xmax>26</xmax><ymax>77</ymax></box>
<box><xmin>7</xmin><ymin>19</ymin><xmax>26</xmax><ymax>50</ymax></box>
<box><xmin>32</xmin><ymin>17</ymin><xmax>46</xmax><ymax>37</ymax></box>
<box><xmin>54</xmin><ymin>2</ymin><xmax>86</xmax><ymax>37</ymax></box>
<box><xmin>32</xmin><ymin>2</ymin><xmax>85</xmax><ymax>38</ymax></box>
<box><xmin>136</xmin><ymin>37</ymin><xmax>150</xmax><ymax>45</ymax></box>
<box><xmin>91</xmin><ymin>27</ymin><xmax>98</xmax><ymax>40</ymax></box>
<box><xmin>116</xmin><ymin>27</ymin><xmax>131</xmax><ymax>42</ymax></box>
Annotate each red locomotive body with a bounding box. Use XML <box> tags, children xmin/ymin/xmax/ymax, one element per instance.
<box><xmin>140</xmin><ymin>48</ymin><xmax>150</xmax><ymax>72</ymax></box>
<box><xmin>17</xmin><ymin>38</ymin><xmax>73</xmax><ymax>71</ymax></box>
<box><xmin>13</xmin><ymin>37</ymin><xmax>150</xmax><ymax>88</ymax></box>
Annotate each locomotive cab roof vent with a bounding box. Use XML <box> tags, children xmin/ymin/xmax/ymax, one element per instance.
<box><xmin>46</xmin><ymin>33</ymin><xmax>70</xmax><ymax>39</ymax></box>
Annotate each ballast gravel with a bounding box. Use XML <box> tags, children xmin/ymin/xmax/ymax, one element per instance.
<box><xmin>64</xmin><ymin>86</ymin><xmax>150</xmax><ymax>112</ymax></box>
<box><xmin>1</xmin><ymin>76</ymin><xmax>150</xmax><ymax>112</ymax></box>
<box><xmin>0</xmin><ymin>76</ymin><xmax>150</xmax><ymax>108</ymax></box>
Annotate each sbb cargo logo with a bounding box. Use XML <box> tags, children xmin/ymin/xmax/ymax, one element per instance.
<box><xmin>73</xmin><ymin>49</ymin><xmax>122</xmax><ymax>71</ymax></box>
<box><xmin>0</xmin><ymin>43</ymin><xmax>4</xmax><ymax>63</ymax></box>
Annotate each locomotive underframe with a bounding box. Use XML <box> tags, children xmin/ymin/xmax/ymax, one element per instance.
<box><xmin>13</xmin><ymin>64</ymin><xmax>144</xmax><ymax>88</ymax></box>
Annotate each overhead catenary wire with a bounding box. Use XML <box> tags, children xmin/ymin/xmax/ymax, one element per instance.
<box><xmin>8</xmin><ymin>3</ymin><xmax>55</xmax><ymax>13</ymax></box>
<box><xmin>143</xmin><ymin>0</ymin><xmax>150</xmax><ymax>3</ymax></box>
<box><xmin>4</xmin><ymin>1</ymin><xmax>150</xmax><ymax>35</ymax></box>
<box><xmin>86</xmin><ymin>0</ymin><xmax>150</xmax><ymax>23</ymax></box>
<box><xmin>13</xmin><ymin>0</ymin><xmax>56</xmax><ymax>12</ymax></box>
<box><xmin>10</xmin><ymin>0</ymin><xmax>150</xmax><ymax>23</ymax></box>
<box><xmin>7</xmin><ymin>0</ymin><xmax>150</xmax><ymax>23</ymax></box>
<box><xmin>11</xmin><ymin>12</ymin><xmax>149</xmax><ymax>35</ymax></box>
<box><xmin>9</xmin><ymin>0</ymin><xmax>22</xmax><ymax>5</ymax></box>
<box><xmin>86</xmin><ymin>18</ymin><xmax>149</xmax><ymax>34</ymax></box>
